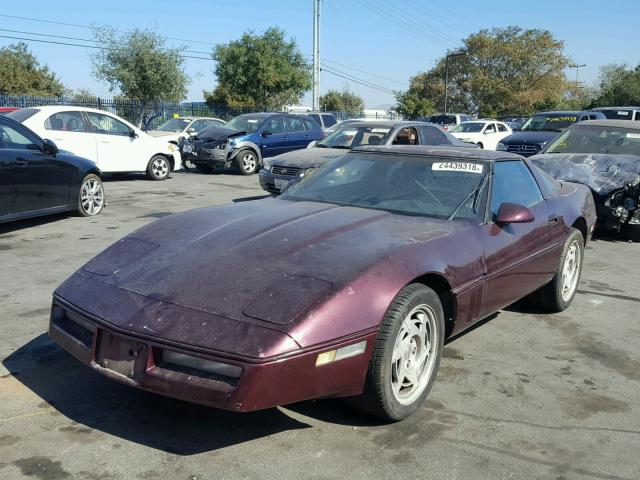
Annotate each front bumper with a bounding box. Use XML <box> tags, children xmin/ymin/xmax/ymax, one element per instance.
<box><xmin>181</xmin><ymin>145</ymin><xmax>229</xmax><ymax>167</ymax></box>
<box><xmin>49</xmin><ymin>297</ymin><xmax>375</xmax><ymax>412</ymax></box>
<box><xmin>258</xmin><ymin>168</ymin><xmax>298</xmax><ymax>194</ymax></box>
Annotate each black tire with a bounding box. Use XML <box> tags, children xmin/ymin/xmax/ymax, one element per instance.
<box><xmin>621</xmin><ymin>223</ymin><xmax>640</xmax><ymax>242</ymax></box>
<box><xmin>358</xmin><ymin>284</ymin><xmax>445</xmax><ymax>421</ymax></box>
<box><xmin>77</xmin><ymin>174</ymin><xmax>105</xmax><ymax>217</ymax></box>
<box><xmin>196</xmin><ymin>164</ymin><xmax>213</xmax><ymax>174</ymax></box>
<box><xmin>529</xmin><ymin>228</ymin><xmax>584</xmax><ymax>312</ymax></box>
<box><xmin>146</xmin><ymin>155</ymin><xmax>171</xmax><ymax>181</ymax></box>
<box><xmin>235</xmin><ymin>149</ymin><xmax>258</xmax><ymax>175</ymax></box>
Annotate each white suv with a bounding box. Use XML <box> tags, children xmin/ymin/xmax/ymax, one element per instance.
<box><xmin>9</xmin><ymin>106</ymin><xmax>181</xmax><ymax>180</ymax></box>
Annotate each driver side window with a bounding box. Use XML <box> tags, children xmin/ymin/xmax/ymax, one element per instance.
<box><xmin>491</xmin><ymin>161</ymin><xmax>543</xmax><ymax>218</ymax></box>
<box><xmin>86</xmin><ymin>112</ymin><xmax>131</xmax><ymax>136</ymax></box>
<box><xmin>265</xmin><ymin>116</ymin><xmax>285</xmax><ymax>134</ymax></box>
<box><xmin>0</xmin><ymin>124</ymin><xmax>40</xmax><ymax>151</ymax></box>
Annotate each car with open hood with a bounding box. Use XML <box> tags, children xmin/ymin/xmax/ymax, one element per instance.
<box><xmin>497</xmin><ymin>110</ymin><xmax>606</xmax><ymax>157</ymax></box>
<box><xmin>259</xmin><ymin>120</ymin><xmax>478</xmax><ymax>194</ymax></box>
<box><xmin>180</xmin><ymin>112</ymin><xmax>323</xmax><ymax>175</ymax></box>
<box><xmin>530</xmin><ymin>120</ymin><xmax>640</xmax><ymax>241</ymax></box>
<box><xmin>50</xmin><ymin>145</ymin><xmax>595</xmax><ymax>421</ymax></box>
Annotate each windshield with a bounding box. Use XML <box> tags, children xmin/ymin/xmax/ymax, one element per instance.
<box><xmin>317</xmin><ymin>126</ymin><xmax>392</xmax><ymax>149</ymax></box>
<box><xmin>282</xmin><ymin>153</ymin><xmax>489</xmax><ymax>220</ymax></box>
<box><xmin>544</xmin><ymin>125</ymin><xmax>640</xmax><ymax>155</ymax></box>
<box><xmin>429</xmin><ymin>115</ymin><xmax>457</xmax><ymax>125</ymax></box>
<box><xmin>156</xmin><ymin>118</ymin><xmax>192</xmax><ymax>132</ymax></box>
<box><xmin>596</xmin><ymin>109</ymin><xmax>637</xmax><ymax>120</ymax></box>
<box><xmin>451</xmin><ymin>122</ymin><xmax>484</xmax><ymax>133</ymax></box>
<box><xmin>226</xmin><ymin>115</ymin><xmax>264</xmax><ymax>133</ymax></box>
<box><xmin>521</xmin><ymin>114</ymin><xmax>578</xmax><ymax>132</ymax></box>
<box><xmin>6</xmin><ymin>108</ymin><xmax>40</xmax><ymax>123</ymax></box>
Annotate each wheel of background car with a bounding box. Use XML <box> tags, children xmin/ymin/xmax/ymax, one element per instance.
<box><xmin>477</xmin><ymin>142</ymin><xmax>484</xmax><ymax>149</ymax></box>
<box><xmin>622</xmin><ymin>223</ymin><xmax>640</xmax><ymax>243</ymax></box>
<box><xmin>529</xmin><ymin>228</ymin><xmax>584</xmax><ymax>312</ymax></box>
<box><xmin>77</xmin><ymin>174</ymin><xmax>105</xmax><ymax>217</ymax></box>
<box><xmin>196</xmin><ymin>164</ymin><xmax>213</xmax><ymax>174</ymax></box>
<box><xmin>146</xmin><ymin>155</ymin><xmax>170</xmax><ymax>181</ymax></box>
<box><xmin>236</xmin><ymin>149</ymin><xmax>258</xmax><ymax>175</ymax></box>
<box><xmin>359</xmin><ymin>283</ymin><xmax>444</xmax><ymax>421</ymax></box>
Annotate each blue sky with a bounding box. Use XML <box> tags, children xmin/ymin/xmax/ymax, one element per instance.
<box><xmin>1</xmin><ymin>0</ymin><xmax>639</xmax><ymax>108</ymax></box>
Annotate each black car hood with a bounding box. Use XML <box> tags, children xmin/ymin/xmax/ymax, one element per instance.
<box><xmin>530</xmin><ymin>153</ymin><xmax>640</xmax><ymax>195</ymax></box>
<box><xmin>192</xmin><ymin>125</ymin><xmax>243</xmax><ymax>142</ymax></box>
<box><xmin>501</xmin><ymin>131</ymin><xmax>560</xmax><ymax>145</ymax></box>
<box><xmin>271</xmin><ymin>147</ymin><xmax>347</xmax><ymax>168</ymax></box>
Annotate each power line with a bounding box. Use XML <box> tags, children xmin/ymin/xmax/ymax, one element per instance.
<box><xmin>321</xmin><ymin>58</ymin><xmax>406</xmax><ymax>86</ymax></box>
<box><xmin>0</xmin><ymin>34</ymin><xmax>214</xmax><ymax>61</ymax></box>
<box><xmin>0</xmin><ymin>28</ymin><xmax>212</xmax><ymax>56</ymax></box>
<box><xmin>404</xmin><ymin>0</ymin><xmax>474</xmax><ymax>37</ymax></box>
<box><xmin>320</xmin><ymin>65</ymin><xmax>395</xmax><ymax>94</ymax></box>
<box><xmin>0</xmin><ymin>13</ymin><xmax>217</xmax><ymax>48</ymax></box>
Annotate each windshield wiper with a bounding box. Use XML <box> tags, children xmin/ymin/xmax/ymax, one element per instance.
<box><xmin>447</xmin><ymin>173</ymin><xmax>489</xmax><ymax>221</ymax></box>
<box><xmin>316</xmin><ymin>143</ymin><xmax>328</xmax><ymax>148</ymax></box>
<box><xmin>329</xmin><ymin>145</ymin><xmax>352</xmax><ymax>149</ymax></box>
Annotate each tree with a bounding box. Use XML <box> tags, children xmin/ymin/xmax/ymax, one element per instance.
<box><xmin>0</xmin><ymin>42</ymin><xmax>65</xmax><ymax>96</ymax></box>
<box><xmin>394</xmin><ymin>89</ymin><xmax>436</xmax><ymax>118</ymax></box>
<box><xmin>591</xmin><ymin>63</ymin><xmax>640</xmax><ymax>107</ymax></box>
<box><xmin>91</xmin><ymin>27</ymin><xmax>189</xmax><ymax>126</ymax></box>
<box><xmin>395</xmin><ymin>27</ymin><xmax>570</xmax><ymax>118</ymax></box>
<box><xmin>319</xmin><ymin>88</ymin><xmax>364</xmax><ymax>112</ymax></box>
<box><xmin>206</xmin><ymin>27</ymin><xmax>311</xmax><ymax>110</ymax></box>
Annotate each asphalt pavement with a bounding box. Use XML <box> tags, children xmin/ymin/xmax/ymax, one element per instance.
<box><xmin>0</xmin><ymin>170</ymin><xmax>638</xmax><ymax>480</ymax></box>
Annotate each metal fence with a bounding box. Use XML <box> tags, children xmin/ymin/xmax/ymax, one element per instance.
<box><xmin>0</xmin><ymin>94</ymin><xmax>400</xmax><ymax>128</ymax></box>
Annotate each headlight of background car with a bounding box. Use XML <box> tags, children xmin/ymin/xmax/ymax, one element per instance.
<box><xmin>167</xmin><ymin>143</ymin><xmax>177</xmax><ymax>152</ymax></box>
<box><xmin>262</xmin><ymin>158</ymin><xmax>272</xmax><ymax>171</ymax></box>
<box><xmin>537</xmin><ymin>142</ymin><xmax>547</xmax><ymax>151</ymax></box>
<box><xmin>496</xmin><ymin>142</ymin><xmax>507</xmax><ymax>151</ymax></box>
<box><xmin>301</xmin><ymin>167</ymin><xmax>315</xmax><ymax>177</ymax></box>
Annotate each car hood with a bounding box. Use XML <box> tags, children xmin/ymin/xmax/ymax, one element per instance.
<box><xmin>190</xmin><ymin>125</ymin><xmax>243</xmax><ymax>143</ymax></box>
<box><xmin>146</xmin><ymin>130</ymin><xmax>181</xmax><ymax>139</ymax></box>
<box><xmin>56</xmin><ymin>199</ymin><xmax>465</xmax><ymax>353</ymax></box>
<box><xmin>500</xmin><ymin>131</ymin><xmax>560</xmax><ymax>145</ymax></box>
<box><xmin>270</xmin><ymin>147</ymin><xmax>347</xmax><ymax>168</ymax></box>
<box><xmin>530</xmin><ymin>153</ymin><xmax>640</xmax><ymax>195</ymax></box>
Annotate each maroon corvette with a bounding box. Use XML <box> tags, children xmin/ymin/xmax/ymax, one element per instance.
<box><xmin>50</xmin><ymin>146</ymin><xmax>596</xmax><ymax>420</ymax></box>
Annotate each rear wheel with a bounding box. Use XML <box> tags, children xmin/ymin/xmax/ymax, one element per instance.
<box><xmin>77</xmin><ymin>174</ymin><xmax>105</xmax><ymax>217</ymax></box>
<box><xmin>196</xmin><ymin>164</ymin><xmax>213</xmax><ymax>174</ymax></box>
<box><xmin>236</xmin><ymin>149</ymin><xmax>258</xmax><ymax>175</ymax></box>
<box><xmin>358</xmin><ymin>284</ymin><xmax>444</xmax><ymax>421</ymax></box>
<box><xmin>146</xmin><ymin>155</ymin><xmax>170</xmax><ymax>180</ymax></box>
<box><xmin>529</xmin><ymin>228</ymin><xmax>583</xmax><ymax>312</ymax></box>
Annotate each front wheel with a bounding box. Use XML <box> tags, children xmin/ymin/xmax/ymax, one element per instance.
<box><xmin>529</xmin><ymin>228</ymin><xmax>584</xmax><ymax>312</ymax></box>
<box><xmin>77</xmin><ymin>174</ymin><xmax>105</xmax><ymax>217</ymax></box>
<box><xmin>236</xmin><ymin>149</ymin><xmax>258</xmax><ymax>175</ymax></box>
<box><xmin>359</xmin><ymin>284</ymin><xmax>444</xmax><ymax>421</ymax></box>
<box><xmin>146</xmin><ymin>155</ymin><xmax>170</xmax><ymax>180</ymax></box>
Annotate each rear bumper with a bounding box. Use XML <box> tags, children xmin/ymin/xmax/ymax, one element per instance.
<box><xmin>49</xmin><ymin>297</ymin><xmax>376</xmax><ymax>412</ymax></box>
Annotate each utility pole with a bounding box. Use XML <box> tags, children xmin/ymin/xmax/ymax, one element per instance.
<box><xmin>312</xmin><ymin>0</ymin><xmax>321</xmax><ymax>111</ymax></box>
<box><xmin>444</xmin><ymin>51</ymin><xmax>464</xmax><ymax>114</ymax></box>
<box><xmin>569</xmin><ymin>63</ymin><xmax>586</xmax><ymax>89</ymax></box>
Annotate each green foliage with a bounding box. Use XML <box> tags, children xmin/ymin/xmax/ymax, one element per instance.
<box><xmin>394</xmin><ymin>90</ymin><xmax>435</xmax><ymax>118</ymax></box>
<box><xmin>591</xmin><ymin>63</ymin><xmax>640</xmax><ymax>107</ymax></box>
<box><xmin>205</xmin><ymin>27</ymin><xmax>312</xmax><ymax>110</ymax></box>
<box><xmin>319</xmin><ymin>88</ymin><xmax>364</xmax><ymax>112</ymax></box>
<box><xmin>0</xmin><ymin>42</ymin><xmax>65</xmax><ymax>96</ymax></box>
<box><xmin>91</xmin><ymin>27</ymin><xmax>188</xmax><ymax>104</ymax></box>
<box><xmin>396</xmin><ymin>26</ymin><xmax>570</xmax><ymax>118</ymax></box>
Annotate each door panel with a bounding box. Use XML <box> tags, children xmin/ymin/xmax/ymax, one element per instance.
<box><xmin>86</xmin><ymin>112</ymin><xmax>143</xmax><ymax>172</ymax></box>
<box><xmin>44</xmin><ymin>111</ymin><xmax>97</xmax><ymax>162</ymax></box>
<box><xmin>283</xmin><ymin>116</ymin><xmax>309</xmax><ymax>152</ymax></box>
<box><xmin>0</xmin><ymin>148</ymin><xmax>16</xmax><ymax>217</ymax></box>
<box><xmin>260</xmin><ymin>116</ymin><xmax>288</xmax><ymax>158</ymax></box>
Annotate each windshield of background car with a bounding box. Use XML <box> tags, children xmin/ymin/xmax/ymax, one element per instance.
<box><xmin>157</xmin><ymin>118</ymin><xmax>191</xmax><ymax>132</ymax></box>
<box><xmin>596</xmin><ymin>109</ymin><xmax>637</xmax><ymax>120</ymax></box>
<box><xmin>282</xmin><ymin>153</ymin><xmax>489</xmax><ymax>220</ymax></box>
<box><xmin>451</xmin><ymin>122</ymin><xmax>484</xmax><ymax>133</ymax></box>
<box><xmin>226</xmin><ymin>115</ymin><xmax>264</xmax><ymax>133</ymax></box>
<box><xmin>429</xmin><ymin>115</ymin><xmax>457</xmax><ymax>125</ymax></box>
<box><xmin>6</xmin><ymin>108</ymin><xmax>40</xmax><ymax>123</ymax></box>
<box><xmin>544</xmin><ymin>125</ymin><xmax>640</xmax><ymax>155</ymax></box>
<box><xmin>317</xmin><ymin>126</ymin><xmax>392</xmax><ymax>148</ymax></box>
<box><xmin>521</xmin><ymin>114</ymin><xmax>578</xmax><ymax>132</ymax></box>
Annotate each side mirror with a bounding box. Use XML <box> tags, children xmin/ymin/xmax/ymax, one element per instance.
<box><xmin>129</xmin><ymin>129</ymin><xmax>139</xmax><ymax>138</ymax></box>
<box><xmin>495</xmin><ymin>203</ymin><xmax>534</xmax><ymax>224</ymax></box>
<box><xmin>261</xmin><ymin>130</ymin><xmax>272</xmax><ymax>137</ymax></box>
<box><xmin>186</xmin><ymin>127</ymin><xmax>196</xmax><ymax>135</ymax></box>
<box><xmin>42</xmin><ymin>139</ymin><xmax>59</xmax><ymax>155</ymax></box>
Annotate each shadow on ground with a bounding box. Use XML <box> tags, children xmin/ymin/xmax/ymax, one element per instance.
<box><xmin>3</xmin><ymin>334</ymin><xmax>314</xmax><ymax>455</ymax></box>
<box><xmin>0</xmin><ymin>213</ymin><xmax>71</xmax><ymax>235</ymax></box>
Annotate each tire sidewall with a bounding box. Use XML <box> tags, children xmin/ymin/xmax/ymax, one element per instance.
<box><xmin>372</xmin><ymin>285</ymin><xmax>445</xmax><ymax>420</ymax></box>
<box><xmin>147</xmin><ymin>155</ymin><xmax>170</xmax><ymax>180</ymax></box>
<box><xmin>77</xmin><ymin>174</ymin><xmax>104</xmax><ymax>217</ymax></box>
<box><xmin>236</xmin><ymin>149</ymin><xmax>258</xmax><ymax>175</ymax></box>
<box><xmin>553</xmin><ymin>229</ymin><xmax>585</xmax><ymax>310</ymax></box>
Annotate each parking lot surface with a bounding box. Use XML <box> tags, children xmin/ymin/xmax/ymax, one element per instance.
<box><xmin>1</xmin><ymin>171</ymin><xmax>638</xmax><ymax>480</ymax></box>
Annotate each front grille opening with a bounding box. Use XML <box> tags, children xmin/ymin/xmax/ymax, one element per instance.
<box><xmin>51</xmin><ymin>305</ymin><xmax>94</xmax><ymax>349</ymax></box>
<box><xmin>272</xmin><ymin>165</ymin><xmax>302</xmax><ymax>176</ymax></box>
<box><xmin>156</xmin><ymin>349</ymin><xmax>242</xmax><ymax>386</ymax></box>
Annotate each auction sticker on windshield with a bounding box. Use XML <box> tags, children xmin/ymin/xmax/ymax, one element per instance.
<box><xmin>626</xmin><ymin>133</ymin><xmax>640</xmax><ymax>139</ymax></box>
<box><xmin>432</xmin><ymin>162</ymin><xmax>483</xmax><ymax>173</ymax></box>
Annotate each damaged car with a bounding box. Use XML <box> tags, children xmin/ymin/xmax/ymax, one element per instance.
<box><xmin>50</xmin><ymin>146</ymin><xmax>595</xmax><ymax>421</ymax></box>
<box><xmin>530</xmin><ymin>120</ymin><xmax>640</xmax><ymax>241</ymax></box>
<box><xmin>180</xmin><ymin>113</ymin><xmax>323</xmax><ymax>175</ymax></box>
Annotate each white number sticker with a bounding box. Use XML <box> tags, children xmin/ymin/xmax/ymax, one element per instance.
<box><xmin>432</xmin><ymin>162</ymin><xmax>483</xmax><ymax>173</ymax></box>
<box><xmin>626</xmin><ymin>133</ymin><xmax>640</xmax><ymax>139</ymax></box>
<box><xmin>618</xmin><ymin>111</ymin><xmax>630</xmax><ymax>116</ymax></box>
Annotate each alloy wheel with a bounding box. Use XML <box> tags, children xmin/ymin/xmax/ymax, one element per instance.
<box><xmin>80</xmin><ymin>178</ymin><xmax>104</xmax><ymax>216</ymax></box>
